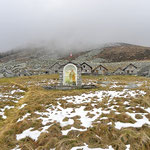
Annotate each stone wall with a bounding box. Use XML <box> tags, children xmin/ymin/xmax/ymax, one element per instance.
<box><xmin>49</xmin><ymin>63</ymin><xmax>60</xmax><ymax>74</ymax></box>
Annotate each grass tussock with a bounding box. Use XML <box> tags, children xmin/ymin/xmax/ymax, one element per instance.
<box><xmin>0</xmin><ymin>75</ymin><xmax>150</xmax><ymax>149</ymax></box>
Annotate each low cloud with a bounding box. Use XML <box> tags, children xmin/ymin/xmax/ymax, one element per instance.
<box><xmin>0</xmin><ymin>0</ymin><xmax>150</xmax><ymax>52</ymax></box>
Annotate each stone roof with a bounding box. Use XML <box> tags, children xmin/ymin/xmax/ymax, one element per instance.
<box><xmin>93</xmin><ymin>64</ymin><xmax>108</xmax><ymax>71</ymax></box>
<box><xmin>80</xmin><ymin>62</ymin><xmax>92</xmax><ymax>69</ymax></box>
<box><xmin>123</xmin><ymin>63</ymin><xmax>138</xmax><ymax>71</ymax></box>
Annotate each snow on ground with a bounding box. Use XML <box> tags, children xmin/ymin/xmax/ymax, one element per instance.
<box><xmin>83</xmin><ymin>79</ymin><xmax>98</xmax><ymax>85</ymax></box>
<box><xmin>16</xmin><ymin>128</ymin><xmax>41</xmax><ymax>141</ymax></box>
<box><xmin>17</xmin><ymin>113</ymin><xmax>30</xmax><ymax>122</ymax></box>
<box><xmin>115</xmin><ymin>112</ymin><xmax>150</xmax><ymax>129</ymax></box>
<box><xmin>11</xmin><ymin>145</ymin><xmax>21</xmax><ymax>150</ymax></box>
<box><xmin>62</xmin><ymin>127</ymin><xmax>87</xmax><ymax>135</ymax></box>
<box><xmin>0</xmin><ymin>106</ymin><xmax>14</xmax><ymax>119</ymax></box>
<box><xmin>71</xmin><ymin>144</ymin><xmax>114</xmax><ymax>150</ymax></box>
<box><xmin>18</xmin><ymin>104</ymin><xmax>27</xmax><ymax>109</ymax></box>
<box><xmin>126</xmin><ymin>145</ymin><xmax>130</xmax><ymax>150</ymax></box>
<box><xmin>0</xmin><ymin>85</ymin><xmax>25</xmax><ymax>119</ymax></box>
<box><xmin>58</xmin><ymin>89</ymin><xmax>146</xmax><ymax>104</ymax></box>
<box><xmin>71</xmin><ymin>143</ymin><xmax>130</xmax><ymax>150</ymax></box>
<box><xmin>15</xmin><ymin>87</ymin><xmax>149</xmax><ymax>149</ymax></box>
<box><xmin>16</xmin><ymin>125</ymin><xmax>52</xmax><ymax>141</ymax></box>
<box><xmin>10</xmin><ymin>89</ymin><xmax>25</xmax><ymax>95</ymax></box>
<box><xmin>35</xmin><ymin>104</ymin><xmax>111</xmax><ymax>133</ymax></box>
<box><xmin>26</xmin><ymin>89</ymin><xmax>147</xmax><ymax>138</ymax></box>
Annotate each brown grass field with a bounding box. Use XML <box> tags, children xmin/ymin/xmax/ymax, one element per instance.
<box><xmin>0</xmin><ymin>74</ymin><xmax>150</xmax><ymax>150</ymax></box>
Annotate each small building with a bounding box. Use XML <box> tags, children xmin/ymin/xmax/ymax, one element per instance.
<box><xmin>49</xmin><ymin>62</ymin><xmax>60</xmax><ymax>74</ymax></box>
<box><xmin>123</xmin><ymin>64</ymin><xmax>138</xmax><ymax>75</ymax></box>
<box><xmin>92</xmin><ymin>65</ymin><xmax>108</xmax><ymax>75</ymax></box>
<box><xmin>80</xmin><ymin>62</ymin><xmax>92</xmax><ymax>74</ymax></box>
<box><xmin>59</xmin><ymin>62</ymin><xmax>82</xmax><ymax>87</ymax></box>
<box><xmin>113</xmin><ymin>67</ymin><xmax>124</xmax><ymax>75</ymax></box>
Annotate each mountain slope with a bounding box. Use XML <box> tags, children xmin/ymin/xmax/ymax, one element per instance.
<box><xmin>60</xmin><ymin>43</ymin><xmax>150</xmax><ymax>62</ymax></box>
<box><xmin>94</xmin><ymin>44</ymin><xmax>150</xmax><ymax>62</ymax></box>
<box><xmin>1</xmin><ymin>43</ymin><xmax>150</xmax><ymax>64</ymax></box>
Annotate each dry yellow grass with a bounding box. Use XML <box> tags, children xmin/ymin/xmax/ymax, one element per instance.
<box><xmin>0</xmin><ymin>75</ymin><xmax>149</xmax><ymax>150</ymax></box>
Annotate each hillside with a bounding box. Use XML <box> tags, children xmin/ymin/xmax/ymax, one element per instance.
<box><xmin>0</xmin><ymin>47</ymin><xmax>66</xmax><ymax>63</ymax></box>
<box><xmin>61</xmin><ymin>43</ymin><xmax>150</xmax><ymax>63</ymax></box>
<box><xmin>94</xmin><ymin>44</ymin><xmax>150</xmax><ymax>62</ymax></box>
<box><xmin>1</xmin><ymin>43</ymin><xmax>150</xmax><ymax>64</ymax></box>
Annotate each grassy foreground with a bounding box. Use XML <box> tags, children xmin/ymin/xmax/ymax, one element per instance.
<box><xmin>0</xmin><ymin>74</ymin><xmax>150</xmax><ymax>150</ymax></box>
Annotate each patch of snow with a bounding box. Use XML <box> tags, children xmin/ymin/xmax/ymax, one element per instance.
<box><xmin>16</xmin><ymin>96</ymin><xmax>24</xmax><ymax>100</ymax></box>
<box><xmin>71</xmin><ymin>143</ymin><xmax>114</xmax><ymax>150</ymax></box>
<box><xmin>11</xmin><ymin>89</ymin><xmax>25</xmax><ymax>95</ymax></box>
<box><xmin>35</xmin><ymin>89</ymin><xmax>147</xmax><ymax>135</ymax></box>
<box><xmin>145</xmin><ymin>107</ymin><xmax>150</xmax><ymax>113</ymax></box>
<box><xmin>58</xmin><ymin>90</ymin><xmax>146</xmax><ymax>104</ymax></box>
<box><xmin>16</xmin><ymin>125</ymin><xmax>52</xmax><ymax>141</ymax></box>
<box><xmin>126</xmin><ymin>144</ymin><xmax>130</xmax><ymax>150</ymax></box>
<box><xmin>62</xmin><ymin>127</ymin><xmax>87</xmax><ymax>135</ymax></box>
<box><xmin>0</xmin><ymin>105</ymin><xmax>14</xmax><ymax>119</ymax></box>
<box><xmin>18</xmin><ymin>104</ymin><xmax>27</xmax><ymax>109</ymax></box>
<box><xmin>115</xmin><ymin>112</ymin><xmax>150</xmax><ymax>129</ymax></box>
<box><xmin>11</xmin><ymin>145</ymin><xmax>21</xmax><ymax>150</ymax></box>
<box><xmin>107</xmin><ymin>122</ymin><xmax>112</xmax><ymax>125</ymax></box>
<box><xmin>124</xmin><ymin>101</ymin><xmax>129</xmax><ymax>105</ymax></box>
<box><xmin>100</xmin><ymin>117</ymin><xmax>108</xmax><ymax>120</ymax></box>
<box><xmin>17</xmin><ymin>113</ymin><xmax>30</xmax><ymax>122</ymax></box>
<box><xmin>16</xmin><ymin>128</ymin><xmax>41</xmax><ymax>141</ymax></box>
<box><xmin>35</xmin><ymin>104</ymin><xmax>111</xmax><ymax>134</ymax></box>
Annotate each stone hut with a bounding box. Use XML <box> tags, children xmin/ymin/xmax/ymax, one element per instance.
<box><xmin>113</xmin><ymin>67</ymin><xmax>124</xmax><ymax>75</ymax></box>
<box><xmin>80</xmin><ymin>62</ymin><xmax>92</xmax><ymax>74</ymax></box>
<box><xmin>59</xmin><ymin>62</ymin><xmax>82</xmax><ymax>87</ymax></box>
<box><xmin>123</xmin><ymin>64</ymin><xmax>138</xmax><ymax>75</ymax></box>
<box><xmin>92</xmin><ymin>65</ymin><xmax>108</xmax><ymax>75</ymax></box>
<box><xmin>49</xmin><ymin>62</ymin><xmax>60</xmax><ymax>74</ymax></box>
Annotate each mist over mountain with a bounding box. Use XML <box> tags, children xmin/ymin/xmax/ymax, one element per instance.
<box><xmin>1</xmin><ymin>43</ymin><xmax>150</xmax><ymax>64</ymax></box>
<box><xmin>0</xmin><ymin>0</ymin><xmax>150</xmax><ymax>52</ymax></box>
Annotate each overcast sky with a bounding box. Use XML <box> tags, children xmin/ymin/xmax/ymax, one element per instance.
<box><xmin>0</xmin><ymin>0</ymin><xmax>150</xmax><ymax>52</ymax></box>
